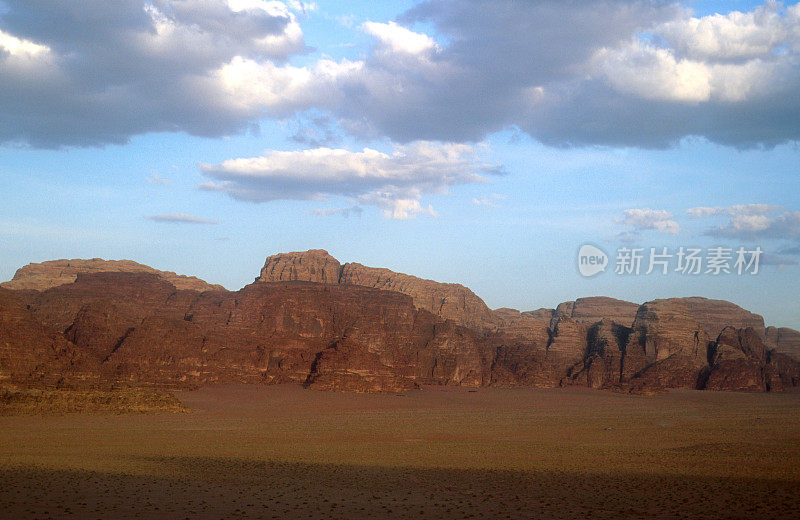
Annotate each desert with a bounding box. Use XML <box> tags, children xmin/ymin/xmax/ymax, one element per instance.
<box><xmin>2</xmin><ymin>384</ymin><xmax>800</xmax><ymax>519</ymax></box>
<box><xmin>1</xmin><ymin>252</ymin><xmax>800</xmax><ymax>519</ymax></box>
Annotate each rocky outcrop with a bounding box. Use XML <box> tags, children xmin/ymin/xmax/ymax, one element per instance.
<box><xmin>304</xmin><ymin>340</ymin><xmax>419</xmax><ymax>393</ymax></box>
<box><xmin>1</xmin><ymin>258</ymin><xmax>224</xmax><ymax>293</ymax></box>
<box><xmin>547</xmin><ymin>316</ymin><xmax>588</xmax><ymax>362</ymax></box>
<box><xmin>257</xmin><ymin>249</ymin><xmax>342</xmax><ymax>284</ymax></box>
<box><xmin>570</xmin><ymin>297</ymin><xmax>639</xmax><ymax>327</ymax></box>
<box><xmin>617</xmin><ymin>299</ymin><xmax>793</xmax><ymax>393</ymax></box>
<box><xmin>11</xmin><ymin>272</ymin><xmax>496</xmax><ymax>392</ymax></box>
<box><xmin>766</xmin><ymin>326</ymin><xmax>800</xmax><ymax>360</ymax></box>
<box><xmin>257</xmin><ymin>250</ymin><xmax>496</xmax><ymax>329</ymax></box>
<box><xmin>626</xmin><ymin>299</ymin><xmax>710</xmax><ymax>368</ymax></box>
<box><xmin>0</xmin><ymin>288</ymin><xmax>98</xmax><ymax>387</ymax></box>
<box><xmin>617</xmin><ymin>299</ymin><xmax>735</xmax><ymax>392</ymax></box>
<box><xmin>489</xmin><ymin>309</ymin><xmax>550</xmax><ymax>345</ymax></box>
<box><xmin>698</xmin><ymin>327</ymin><xmax>800</xmax><ymax>392</ymax></box>
<box><xmin>2</xmin><ymin>254</ymin><xmax>798</xmax><ymax>395</ymax></box>
<box><xmin>548</xmin><ymin>297</ymin><xmax>638</xmax><ymax>327</ymax></box>
<box><xmin>562</xmin><ymin>319</ymin><xmax>630</xmax><ymax>389</ymax></box>
<box><xmin>679</xmin><ymin>297</ymin><xmax>766</xmax><ymax>339</ymax></box>
<box><xmin>25</xmin><ymin>272</ymin><xmax>200</xmax><ymax>332</ymax></box>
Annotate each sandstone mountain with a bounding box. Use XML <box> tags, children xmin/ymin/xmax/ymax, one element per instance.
<box><xmin>1</xmin><ymin>252</ymin><xmax>798</xmax><ymax>395</ymax></box>
<box><xmin>1</xmin><ymin>258</ymin><xmax>224</xmax><ymax>293</ymax></box>
<box><xmin>257</xmin><ymin>250</ymin><xmax>496</xmax><ymax>329</ymax></box>
<box><xmin>766</xmin><ymin>326</ymin><xmax>800</xmax><ymax>360</ymax></box>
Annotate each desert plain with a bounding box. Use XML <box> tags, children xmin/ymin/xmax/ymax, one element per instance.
<box><xmin>1</xmin><ymin>384</ymin><xmax>799</xmax><ymax>520</ymax></box>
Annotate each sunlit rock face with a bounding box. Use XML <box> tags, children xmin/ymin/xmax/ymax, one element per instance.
<box><xmin>1</xmin><ymin>254</ymin><xmax>798</xmax><ymax>394</ymax></box>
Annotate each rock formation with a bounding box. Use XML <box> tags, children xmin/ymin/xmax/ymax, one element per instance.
<box><xmin>678</xmin><ymin>297</ymin><xmax>766</xmax><ymax>339</ymax></box>
<box><xmin>562</xmin><ymin>319</ymin><xmax>630</xmax><ymax>389</ymax></box>
<box><xmin>567</xmin><ymin>297</ymin><xmax>639</xmax><ymax>327</ymax></box>
<box><xmin>1</xmin><ymin>253</ymin><xmax>798</xmax><ymax>395</ymax></box>
<box><xmin>0</xmin><ymin>288</ymin><xmax>98</xmax><ymax>387</ymax></box>
<box><xmin>8</xmin><ymin>272</ymin><xmax>497</xmax><ymax>392</ymax></box>
<box><xmin>698</xmin><ymin>327</ymin><xmax>800</xmax><ymax>392</ymax></box>
<box><xmin>257</xmin><ymin>250</ymin><xmax>496</xmax><ymax>329</ymax></box>
<box><xmin>490</xmin><ymin>309</ymin><xmax>550</xmax><ymax>345</ymax></box>
<box><xmin>257</xmin><ymin>249</ymin><xmax>342</xmax><ymax>284</ymax></box>
<box><xmin>766</xmin><ymin>326</ymin><xmax>800</xmax><ymax>360</ymax></box>
<box><xmin>1</xmin><ymin>258</ymin><xmax>224</xmax><ymax>293</ymax></box>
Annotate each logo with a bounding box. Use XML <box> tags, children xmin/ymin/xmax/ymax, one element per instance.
<box><xmin>578</xmin><ymin>244</ymin><xmax>608</xmax><ymax>277</ymax></box>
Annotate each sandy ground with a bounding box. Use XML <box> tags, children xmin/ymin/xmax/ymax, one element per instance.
<box><xmin>1</xmin><ymin>384</ymin><xmax>799</xmax><ymax>519</ymax></box>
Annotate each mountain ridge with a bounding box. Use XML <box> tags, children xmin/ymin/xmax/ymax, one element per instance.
<box><xmin>1</xmin><ymin>250</ymin><xmax>798</xmax><ymax>395</ymax></box>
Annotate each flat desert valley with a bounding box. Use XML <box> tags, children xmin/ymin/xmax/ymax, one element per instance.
<box><xmin>1</xmin><ymin>385</ymin><xmax>799</xmax><ymax>519</ymax></box>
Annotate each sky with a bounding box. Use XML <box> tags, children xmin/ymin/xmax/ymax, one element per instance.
<box><xmin>1</xmin><ymin>0</ymin><xmax>799</xmax><ymax>329</ymax></box>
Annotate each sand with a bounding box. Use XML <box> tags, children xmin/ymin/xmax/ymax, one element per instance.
<box><xmin>1</xmin><ymin>384</ymin><xmax>799</xmax><ymax>519</ymax></box>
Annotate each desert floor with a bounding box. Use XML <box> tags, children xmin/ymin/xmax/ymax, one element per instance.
<box><xmin>1</xmin><ymin>384</ymin><xmax>799</xmax><ymax>519</ymax></box>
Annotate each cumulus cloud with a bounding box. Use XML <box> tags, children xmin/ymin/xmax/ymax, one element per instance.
<box><xmin>199</xmin><ymin>141</ymin><xmax>502</xmax><ymax>219</ymax></box>
<box><xmin>362</xmin><ymin>20</ymin><xmax>438</xmax><ymax>56</ymax></box>
<box><xmin>2</xmin><ymin>0</ymin><xmax>800</xmax><ymax>149</ymax></box>
<box><xmin>618</xmin><ymin>208</ymin><xmax>681</xmax><ymax>235</ymax></box>
<box><xmin>689</xmin><ymin>203</ymin><xmax>800</xmax><ymax>241</ymax></box>
<box><xmin>708</xmin><ymin>210</ymin><xmax>800</xmax><ymax>240</ymax></box>
<box><xmin>145</xmin><ymin>213</ymin><xmax>218</xmax><ymax>224</ymax></box>
<box><xmin>329</xmin><ymin>0</ymin><xmax>800</xmax><ymax>147</ymax></box>
<box><xmin>0</xmin><ymin>0</ymin><xmax>310</xmax><ymax>147</ymax></box>
<box><xmin>657</xmin><ymin>5</ymin><xmax>794</xmax><ymax>61</ymax></box>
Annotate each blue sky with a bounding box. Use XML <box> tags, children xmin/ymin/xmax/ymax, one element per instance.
<box><xmin>1</xmin><ymin>0</ymin><xmax>799</xmax><ymax>329</ymax></box>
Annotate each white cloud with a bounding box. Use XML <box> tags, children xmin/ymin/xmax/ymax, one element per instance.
<box><xmin>0</xmin><ymin>0</ymin><xmax>309</xmax><ymax>147</ymax></box>
<box><xmin>362</xmin><ymin>21</ymin><xmax>438</xmax><ymax>56</ymax></box>
<box><xmin>687</xmin><ymin>206</ymin><xmax>725</xmax><ymax>217</ymax></box>
<box><xmin>595</xmin><ymin>43</ymin><xmax>712</xmax><ymax>103</ymax></box>
<box><xmin>619</xmin><ymin>208</ymin><xmax>681</xmax><ymax>235</ymax></box>
<box><xmin>2</xmin><ymin>0</ymin><xmax>800</xmax><ymax>149</ymax></box>
<box><xmin>213</xmin><ymin>56</ymin><xmax>361</xmax><ymax>115</ymax></box>
<box><xmin>145</xmin><ymin>213</ymin><xmax>218</xmax><ymax>224</ymax></box>
<box><xmin>688</xmin><ymin>203</ymin><xmax>800</xmax><ymax>241</ymax></box>
<box><xmin>706</xmin><ymin>210</ymin><xmax>800</xmax><ymax>240</ymax></box>
<box><xmin>472</xmin><ymin>193</ymin><xmax>506</xmax><ymax>207</ymax></box>
<box><xmin>594</xmin><ymin>37</ymin><xmax>785</xmax><ymax>104</ymax></box>
<box><xmin>658</xmin><ymin>4</ymin><xmax>792</xmax><ymax>61</ymax></box>
<box><xmin>687</xmin><ymin>203</ymin><xmax>781</xmax><ymax>217</ymax></box>
<box><xmin>199</xmin><ymin>141</ymin><xmax>502</xmax><ymax>219</ymax></box>
<box><xmin>0</xmin><ymin>28</ymin><xmax>50</xmax><ymax>57</ymax></box>
<box><xmin>728</xmin><ymin>203</ymin><xmax>782</xmax><ymax>215</ymax></box>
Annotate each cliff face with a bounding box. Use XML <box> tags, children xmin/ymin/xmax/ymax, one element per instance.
<box><xmin>569</xmin><ymin>297</ymin><xmax>639</xmax><ymax>327</ymax></box>
<box><xmin>257</xmin><ymin>249</ymin><xmax>342</xmax><ymax>284</ymax></box>
<box><xmin>766</xmin><ymin>326</ymin><xmax>800</xmax><ymax>360</ymax></box>
<box><xmin>257</xmin><ymin>250</ymin><xmax>496</xmax><ymax>329</ymax></box>
<box><xmin>0</xmin><ymin>288</ymin><xmax>98</xmax><ymax>387</ymax></box>
<box><xmin>678</xmin><ymin>297</ymin><xmax>766</xmax><ymax>339</ymax></box>
<box><xmin>1</xmin><ymin>253</ymin><xmax>798</xmax><ymax>395</ymax></box>
<box><xmin>1</xmin><ymin>258</ymin><xmax>225</xmax><ymax>293</ymax></box>
<box><xmin>8</xmin><ymin>272</ymin><xmax>496</xmax><ymax>393</ymax></box>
